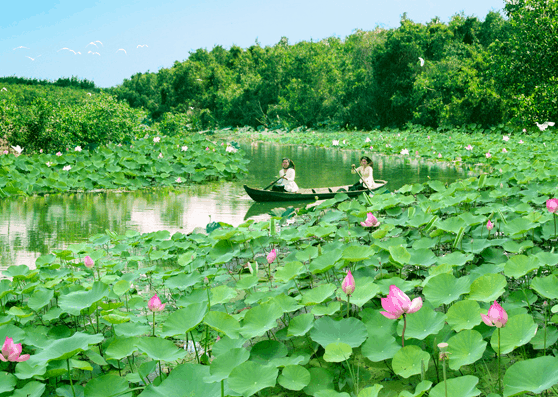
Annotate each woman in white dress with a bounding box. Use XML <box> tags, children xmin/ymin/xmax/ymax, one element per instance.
<box><xmin>272</xmin><ymin>158</ymin><xmax>298</xmax><ymax>192</ymax></box>
<box><xmin>350</xmin><ymin>156</ymin><xmax>374</xmax><ymax>191</ymax></box>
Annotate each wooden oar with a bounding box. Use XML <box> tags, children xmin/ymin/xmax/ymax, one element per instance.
<box><xmin>263</xmin><ymin>176</ymin><xmax>283</xmax><ymax>190</ymax></box>
<box><xmin>353</xmin><ymin>167</ymin><xmax>372</xmax><ymax>190</ymax></box>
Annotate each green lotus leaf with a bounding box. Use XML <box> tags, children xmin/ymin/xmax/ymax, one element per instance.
<box><xmin>423</xmin><ymin>273</ymin><xmax>471</xmax><ymax>308</ymax></box>
<box><xmin>228</xmin><ymin>361</ymin><xmax>278</xmax><ymax>397</ymax></box>
<box><xmin>287</xmin><ymin>313</ymin><xmax>314</xmax><ymax>337</ymax></box>
<box><xmin>136</xmin><ymin>337</ymin><xmax>187</xmax><ymax>362</ymax></box>
<box><xmin>0</xmin><ymin>372</ymin><xmax>16</xmax><ymax>393</ymax></box>
<box><xmin>398</xmin><ymin>380</ymin><xmax>433</xmax><ymax>397</ymax></box>
<box><xmin>445</xmin><ymin>300</ymin><xmax>481</xmax><ymax>332</ymax></box>
<box><xmin>504</xmin><ymin>217</ymin><xmax>536</xmax><ymax>237</ymax></box>
<box><xmin>278</xmin><ymin>365</ymin><xmax>311</xmax><ymax>391</ymax></box>
<box><xmin>275</xmin><ymin>261</ymin><xmax>305</xmax><ymax>281</ymax></box>
<box><xmin>375</xmin><ymin>277</ymin><xmax>418</xmax><ymax>296</ymax></box>
<box><xmin>342</xmin><ymin>245</ymin><xmax>375</xmax><ymax>262</ymax></box>
<box><xmin>240</xmin><ymin>300</ymin><xmax>284</xmax><ymax>339</ymax></box>
<box><xmin>357</xmin><ymin>384</ymin><xmax>384</xmax><ymax>397</ymax></box>
<box><xmin>436</xmin><ymin>252</ymin><xmax>474</xmax><ymax>267</ymax></box>
<box><xmin>392</xmin><ymin>345</ymin><xmax>430</xmax><ymax>378</ymax></box>
<box><xmin>337</xmin><ymin>278</ymin><xmax>380</xmax><ymax>307</ymax></box>
<box><xmin>250</xmin><ymin>340</ymin><xmax>288</xmax><ymax>365</ymax></box>
<box><xmin>504</xmin><ymin>255</ymin><xmax>541</xmax><ymax>279</ymax></box>
<box><xmin>310</xmin><ymin>317</ymin><xmax>367</xmax><ymax>348</ymax></box>
<box><xmin>536</xmin><ymin>251</ymin><xmax>558</xmax><ymax>267</ymax></box>
<box><xmin>361</xmin><ymin>332</ymin><xmax>401</xmax><ymax>362</ymax></box>
<box><xmin>530</xmin><ymin>326</ymin><xmax>558</xmax><ymax>350</ymax></box>
<box><xmin>389</xmin><ymin>245</ymin><xmax>411</xmax><ymax>266</ymax></box>
<box><xmin>203</xmin><ymin>311</ymin><xmax>240</xmax><ymax>339</ymax></box>
<box><xmin>503</xmin><ymin>356</ymin><xmax>558</xmax><ymax>397</ymax></box>
<box><xmin>161</xmin><ymin>303</ymin><xmax>208</xmax><ymax>337</ymax></box>
<box><xmin>323</xmin><ymin>342</ymin><xmax>352</xmax><ymax>362</ymax></box>
<box><xmin>28</xmin><ymin>288</ymin><xmax>54</xmax><ymax>312</ymax></box>
<box><xmin>396</xmin><ymin>303</ymin><xmax>445</xmax><ymax>341</ymax></box>
<box><xmin>447</xmin><ymin>330</ymin><xmax>487</xmax><ymax>370</ymax></box>
<box><xmin>314</xmin><ymin>391</ymin><xmax>351</xmax><ymax>397</ymax></box>
<box><xmin>311</xmin><ymin>301</ymin><xmax>341</xmax><ymax>316</ymax></box>
<box><xmin>272</xmin><ymin>293</ymin><xmax>303</xmax><ymax>313</ymax></box>
<box><xmin>435</xmin><ymin>216</ymin><xmax>466</xmax><ymax>234</ymax></box>
<box><xmin>360</xmin><ymin>308</ymin><xmax>398</xmax><ymax>337</ymax></box>
<box><xmin>429</xmin><ymin>375</ymin><xmax>481</xmax><ymax>397</ymax></box>
<box><xmin>502</xmin><ymin>240</ymin><xmax>534</xmax><ymax>254</ymax></box>
<box><xmin>303</xmin><ymin>367</ymin><xmax>334</xmax><ymax>396</ymax></box>
<box><xmin>468</xmin><ymin>273</ymin><xmax>506</xmax><ymax>302</ymax></box>
<box><xmin>113</xmin><ymin>322</ymin><xmax>151</xmax><ymax>337</ymax></box>
<box><xmin>164</xmin><ymin>273</ymin><xmax>202</xmax><ymax>291</ymax></box>
<box><xmin>235</xmin><ymin>275</ymin><xmax>259</xmax><ymax>290</ymax></box>
<box><xmin>212</xmin><ymin>336</ymin><xmax>247</xmax><ymax>357</ymax></box>
<box><xmin>58</xmin><ymin>281</ymin><xmax>109</xmax><ymax>316</ymax></box>
<box><xmin>210</xmin><ymin>285</ymin><xmax>237</xmax><ymax>306</ymax></box>
<box><xmin>112</xmin><ymin>280</ymin><xmax>130</xmax><ymax>296</ymax></box>
<box><xmin>531</xmin><ymin>275</ymin><xmax>558</xmax><ymax>300</ymax></box>
<box><xmin>9</xmin><ymin>380</ymin><xmax>45</xmax><ymax>397</ymax></box>
<box><xmin>203</xmin><ymin>347</ymin><xmax>249</xmax><ymax>383</ymax></box>
<box><xmin>491</xmin><ymin>314</ymin><xmax>538</xmax><ymax>355</ymax></box>
<box><xmin>408</xmin><ymin>248</ymin><xmax>437</xmax><ymax>267</ymax></box>
<box><xmin>105</xmin><ymin>337</ymin><xmax>138</xmax><ymax>361</ymax></box>
<box><xmin>300</xmin><ymin>283</ymin><xmax>337</xmax><ymax>306</ymax></box>
<box><xmin>138</xmin><ymin>363</ymin><xmax>221</xmax><ymax>397</ymax></box>
<box><xmin>84</xmin><ymin>374</ymin><xmax>131</xmax><ymax>397</ymax></box>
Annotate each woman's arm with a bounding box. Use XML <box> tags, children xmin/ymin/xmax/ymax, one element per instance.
<box><xmin>284</xmin><ymin>169</ymin><xmax>296</xmax><ymax>181</ymax></box>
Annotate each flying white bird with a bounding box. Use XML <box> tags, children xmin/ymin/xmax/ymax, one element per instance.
<box><xmin>536</xmin><ymin>121</ymin><xmax>555</xmax><ymax>131</ymax></box>
<box><xmin>419</xmin><ymin>57</ymin><xmax>425</xmax><ymax>67</ymax></box>
<box><xmin>1</xmin><ymin>87</ymin><xmax>7</xmax><ymax>92</ymax></box>
<box><xmin>86</xmin><ymin>42</ymin><xmax>98</xmax><ymax>48</ymax></box>
<box><xmin>13</xmin><ymin>46</ymin><xmax>29</xmax><ymax>50</ymax></box>
<box><xmin>58</xmin><ymin>47</ymin><xmax>77</xmax><ymax>54</ymax></box>
<box><xmin>116</xmin><ymin>48</ymin><xmax>127</xmax><ymax>55</ymax></box>
<box><xmin>25</xmin><ymin>56</ymin><xmax>35</xmax><ymax>61</ymax></box>
<box><xmin>137</xmin><ymin>44</ymin><xmax>148</xmax><ymax>48</ymax></box>
<box><xmin>87</xmin><ymin>51</ymin><xmax>101</xmax><ymax>56</ymax></box>
<box><xmin>94</xmin><ymin>40</ymin><xmax>103</xmax><ymax>46</ymax></box>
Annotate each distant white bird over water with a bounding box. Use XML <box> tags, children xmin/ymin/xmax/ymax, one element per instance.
<box><xmin>137</xmin><ymin>44</ymin><xmax>148</xmax><ymax>48</ymax></box>
<box><xmin>58</xmin><ymin>47</ymin><xmax>77</xmax><ymax>55</ymax></box>
<box><xmin>116</xmin><ymin>48</ymin><xmax>127</xmax><ymax>55</ymax></box>
<box><xmin>87</xmin><ymin>51</ymin><xmax>101</xmax><ymax>56</ymax></box>
<box><xmin>86</xmin><ymin>42</ymin><xmax>98</xmax><ymax>48</ymax></box>
<box><xmin>13</xmin><ymin>46</ymin><xmax>29</xmax><ymax>50</ymax></box>
<box><xmin>419</xmin><ymin>57</ymin><xmax>425</xmax><ymax>67</ymax></box>
<box><xmin>94</xmin><ymin>40</ymin><xmax>103</xmax><ymax>46</ymax></box>
<box><xmin>536</xmin><ymin>121</ymin><xmax>555</xmax><ymax>131</ymax></box>
<box><xmin>25</xmin><ymin>56</ymin><xmax>36</xmax><ymax>61</ymax></box>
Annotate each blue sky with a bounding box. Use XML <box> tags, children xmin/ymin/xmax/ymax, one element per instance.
<box><xmin>1</xmin><ymin>0</ymin><xmax>504</xmax><ymax>88</ymax></box>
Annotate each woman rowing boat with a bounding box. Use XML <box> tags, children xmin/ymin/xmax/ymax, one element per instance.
<box><xmin>272</xmin><ymin>158</ymin><xmax>299</xmax><ymax>192</ymax></box>
<box><xmin>349</xmin><ymin>156</ymin><xmax>374</xmax><ymax>191</ymax></box>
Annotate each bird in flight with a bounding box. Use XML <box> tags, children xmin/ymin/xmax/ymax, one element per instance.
<box><xmin>94</xmin><ymin>40</ymin><xmax>103</xmax><ymax>46</ymax></box>
<box><xmin>25</xmin><ymin>55</ymin><xmax>40</xmax><ymax>61</ymax></box>
<box><xmin>137</xmin><ymin>44</ymin><xmax>148</xmax><ymax>48</ymax></box>
<box><xmin>13</xmin><ymin>46</ymin><xmax>29</xmax><ymax>50</ymax></box>
<box><xmin>86</xmin><ymin>42</ymin><xmax>98</xmax><ymax>48</ymax></box>
<box><xmin>418</xmin><ymin>57</ymin><xmax>425</xmax><ymax>67</ymax></box>
<box><xmin>536</xmin><ymin>121</ymin><xmax>555</xmax><ymax>131</ymax></box>
<box><xmin>116</xmin><ymin>48</ymin><xmax>127</xmax><ymax>55</ymax></box>
<box><xmin>58</xmin><ymin>47</ymin><xmax>77</xmax><ymax>55</ymax></box>
<box><xmin>87</xmin><ymin>51</ymin><xmax>101</xmax><ymax>56</ymax></box>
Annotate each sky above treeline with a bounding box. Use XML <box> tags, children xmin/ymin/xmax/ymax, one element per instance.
<box><xmin>1</xmin><ymin>0</ymin><xmax>504</xmax><ymax>88</ymax></box>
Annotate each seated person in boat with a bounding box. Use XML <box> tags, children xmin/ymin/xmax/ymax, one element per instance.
<box><xmin>349</xmin><ymin>156</ymin><xmax>374</xmax><ymax>191</ymax></box>
<box><xmin>272</xmin><ymin>158</ymin><xmax>299</xmax><ymax>192</ymax></box>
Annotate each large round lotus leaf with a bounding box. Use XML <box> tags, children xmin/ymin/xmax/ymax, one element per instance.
<box><xmin>356</xmin><ymin>384</ymin><xmax>383</xmax><ymax>397</ymax></box>
<box><xmin>227</xmin><ymin>361</ymin><xmax>278</xmax><ymax>397</ymax></box>
<box><xmin>250</xmin><ymin>340</ymin><xmax>288</xmax><ymax>365</ymax></box>
<box><xmin>503</xmin><ymin>356</ymin><xmax>558</xmax><ymax>397</ymax></box>
<box><xmin>396</xmin><ymin>303</ymin><xmax>445</xmax><ymax>341</ymax></box>
<box><xmin>212</xmin><ymin>336</ymin><xmax>246</xmax><ymax>357</ymax></box>
<box><xmin>58</xmin><ymin>281</ymin><xmax>109</xmax><ymax>315</ymax></box>
<box><xmin>203</xmin><ymin>310</ymin><xmax>240</xmax><ymax>339</ymax></box>
<box><xmin>278</xmin><ymin>365</ymin><xmax>311</xmax><ymax>391</ymax></box>
<box><xmin>531</xmin><ymin>275</ymin><xmax>558</xmax><ymax>300</ymax></box>
<box><xmin>530</xmin><ymin>326</ymin><xmax>558</xmax><ymax>350</ymax></box>
<box><xmin>361</xmin><ymin>332</ymin><xmax>401</xmax><ymax>362</ymax></box>
<box><xmin>447</xmin><ymin>329</ymin><xmax>487</xmax><ymax>370</ymax></box>
<box><xmin>468</xmin><ymin>273</ymin><xmax>506</xmax><ymax>302</ymax></box>
<box><xmin>84</xmin><ymin>374</ymin><xmax>131</xmax><ymax>397</ymax></box>
<box><xmin>388</xmin><ymin>245</ymin><xmax>411</xmax><ymax>266</ymax></box>
<box><xmin>210</xmin><ymin>285</ymin><xmax>237</xmax><ymax>306</ymax></box>
<box><xmin>28</xmin><ymin>288</ymin><xmax>54</xmax><ymax>312</ymax></box>
<box><xmin>323</xmin><ymin>342</ymin><xmax>352</xmax><ymax>362</ymax></box>
<box><xmin>272</xmin><ymin>293</ymin><xmax>303</xmax><ymax>313</ymax></box>
<box><xmin>398</xmin><ymin>380</ymin><xmax>433</xmax><ymax>397</ymax></box>
<box><xmin>435</xmin><ymin>216</ymin><xmax>466</xmax><ymax>234</ymax></box>
<box><xmin>240</xmin><ymin>300</ymin><xmax>284</xmax><ymax>339</ymax></box>
<box><xmin>300</xmin><ymin>283</ymin><xmax>337</xmax><ymax>306</ymax></box>
<box><xmin>113</xmin><ymin>322</ymin><xmax>151</xmax><ymax>337</ymax></box>
<box><xmin>310</xmin><ymin>317</ymin><xmax>367</xmax><ymax>348</ymax></box>
<box><xmin>436</xmin><ymin>252</ymin><xmax>473</xmax><ymax>267</ymax></box>
<box><xmin>0</xmin><ymin>372</ymin><xmax>16</xmax><ymax>393</ymax></box>
<box><xmin>423</xmin><ymin>273</ymin><xmax>471</xmax><ymax>308</ymax></box>
<box><xmin>287</xmin><ymin>313</ymin><xmax>314</xmax><ymax>337</ymax></box>
<box><xmin>203</xmin><ymin>347</ymin><xmax>249</xmax><ymax>383</ymax></box>
<box><xmin>312</xmin><ymin>301</ymin><xmax>341</xmax><ymax>316</ymax></box>
<box><xmin>139</xmin><ymin>363</ymin><xmax>221</xmax><ymax>397</ymax></box>
<box><xmin>9</xmin><ymin>380</ymin><xmax>45</xmax><ymax>397</ymax></box>
<box><xmin>504</xmin><ymin>217</ymin><xmax>536</xmax><ymax>237</ymax></box>
<box><xmin>136</xmin><ymin>337</ymin><xmax>187</xmax><ymax>362</ymax></box>
<box><xmin>504</xmin><ymin>255</ymin><xmax>541</xmax><ymax>279</ymax></box>
<box><xmin>375</xmin><ymin>277</ymin><xmax>418</xmax><ymax>296</ymax></box>
<box><xmin>507</xmin><ymin>289</ymin><xmax>537</xmax><ymax>308</ymax></box>
<box><xmin>337</xmin><ymin>278</ymin><xmax>380</xmax><ymax>307</ymax></box>
<box><xmin>360</xmin><ymin>308</ymin><xmax>397</xmax><ymax>337</ymax></box>
<box><xmin>275</xmin><ymin>261</ymin><xmax>304</xmax><ymax>281</ymax></box>
<box><xmin>408</xmin><ymin>248</ymin><xmax>437</xmax><ymax>267</ymax></box>
<box><xmin>429</xmin><ymin>375</ymin><xmax>481</xmax><ymax>397</ymax></box>
<box><xmin>105</xmin><ymin>337</ymin><xmax>138</xmax><ymax>360</ymax></box>
<box><xmin>161</xmin><ymin>303</ymin><xmax>207</xmax><ymax>337</ymax></box>
<box><xmin>235</xmin><ymin>275</ymin><xmax>259</xmax><ymax>290</ymax></box>
<box><xmin>112</xmin><ymin>280</ymin><xmax>130</xmax><ymax>296</ymax></box>
<box><xmin>314</xmin><ymin>391</ymin><xmax>351</xmax><ymax>397</ymax></box>
<box><xmin>502</xmin><ymin>240</ymin><xmax>534</xmax><ymax>254</ymax></box>
<box><xmin>303</xmin><ymin>367</ymin><xmax>334</xmax><ymax>396</ymax></box>
<box><xmin>445</xmin><ymin>300</ymin><xmax>481</xmax><ymax>332</ymax></box>
<box><xmin>490</xmin><ymin>314</ymin><xmax>538</xmax><ymax>355</ymax></box>
<box><xmin>164</xmin><ymin>272</ymin><xmax>202</xmax><ymax>291</ymax></box>
<box><xmin>392</xmin><ymin>345</ymin><xmax>430</xmax><ymax>378</ymax></box>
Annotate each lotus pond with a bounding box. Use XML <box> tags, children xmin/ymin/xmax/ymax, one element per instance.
<box><xmin>1</xmin><ymin>127</ymin><xmax>558</xmax><ymax>397</ymax></box>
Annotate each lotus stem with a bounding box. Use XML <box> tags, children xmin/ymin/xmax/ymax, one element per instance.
<box><xmin>190</xmin><ymin>331</ymin><xmax>200</xmax><ymax>364</ymax></box>
<box><xmin>442</xmin><ymin>358</ymin><xmax>447</xmax><ymax>397</ymax></box>
<box><xmin>67</xmin><ymin>358</ymin><xmax>76</xmax><ymax>397</ymax></box>
<box><xmin>401</xmin><ymin>314</ymin><xmax>407</xmax><ymax>347</ymax></box>
<box><xmin>152</xmin><ymin>312</ymin><xmax>155</xmax><ymax>337</ymax></box>
<box><xmin>346</xmin><ymin>295</ymin><xmax>351</xmax><ymax>318</ymax></box>
<box><xmin>498</xmin><ymin>327</ymin><xmax>502</xmax><ymax>396</ymax></box>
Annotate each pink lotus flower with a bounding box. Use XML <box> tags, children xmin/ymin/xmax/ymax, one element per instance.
<box><xmin>438</xmin><ymin>153</ymin><xmax>442</xmax><ymax>158</ymax></box>
<box><xmin>502</xmin><ymin>148</ymin><xmax>508</xmax><ymax>153</ymax></box>
<box><xmin>487</xmin><ymin>220</ymin><xmax>494</xmax><ymax>231</ymax></box>
<box><xmin>0</xmin><ymin>337</ymin><xmax>30</xmax><ymax>362</ymax></box>
<box><xmin>361</xmin><ymin>213</ymin><xmax>380</xmax><ymax>228</ymax></box>
<box><xmin>465</xmin><ymin>144</ymin><xmax>473</xmax><ymax>151</ymax></box>
<box><xmin>481</xmin><ymin>301</ymin><xmax>508</xmax><ymax>328</ymax></box>
<box><xmin>503</xmin><ymin>135</ymin><xmax>509</xmax><ymax>142</ymax></box>
<box><xmin>84</xmin><ymin>256</ymin><xmax>94</xmax><ymax>269</ymax></box>
<box><xmin>547</xmin><ymin>198</ymin><xmax>558</xmax><ymax>213</ymax></box>
<box><xmin>56</xmin><ymin>152</ymin><xmax>62</xmax><ymax>156</ymax></box>
<box><xmin>519</xmin><ymin>140</ymin><xmax>524</xmax><ymax>144</ymax></box>
<box><xmin>267</xmin><ymin>249</ymin><xmax>276</xmax><ymax>264</ymax></box>
<box><xmin>342</xmin><ymin>270</ymin><xmax>355</xmax><ymax>296</ymax></box>
<box><xmin>148</xmin><ymin>294</ymin><xmax>165</xmax><ymax>312</ymax></box>
<box><xmin>485</xmin><ymin>152</ymin><xmax>492</xmax><ymax>158</ymax></box>
<box><xmin>153</xmin><ymin>137</ymin><xmax>161</xmax><ymax>143</ymax></box>
<box><xmin>380</xmin><ymin>285</ymin><xmax>422</xmax><ymax>319</ymax></box>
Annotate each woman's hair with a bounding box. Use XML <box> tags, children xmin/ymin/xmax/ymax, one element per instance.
<box><xmin>360</xmin><ymin>156</ymin><xmax>372</xmax><ymax>166</ymax></box>
<box><xmin>282</xmin><ymin>158</ymin><xmax>295</xmax><ymax>169</ymax></box>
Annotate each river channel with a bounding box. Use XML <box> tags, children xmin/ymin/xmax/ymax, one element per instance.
<box><xmin>0</xmin><ymin>141</ymin><xmax>474</xmax><ymax>269</ymax></box>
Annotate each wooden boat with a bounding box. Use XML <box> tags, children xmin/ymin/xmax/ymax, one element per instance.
<box><xmin>243</xmin><ymin>180</ymin><xmax>388</xmax><ymax>202</ymax></box>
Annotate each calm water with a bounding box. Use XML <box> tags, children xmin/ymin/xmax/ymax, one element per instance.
<box><xmin>0</xmin><ymin>142</ymin><xmax>473</xmax><ymax>269</ymax></box>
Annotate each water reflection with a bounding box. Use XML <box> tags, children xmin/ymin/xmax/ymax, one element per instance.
<box><xmin>0</xmin><ymin>141</ymin><xmax>474</xmax><ymax>269</ymax></box>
